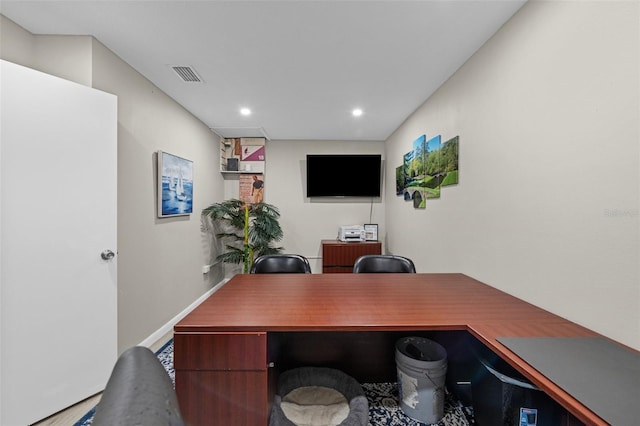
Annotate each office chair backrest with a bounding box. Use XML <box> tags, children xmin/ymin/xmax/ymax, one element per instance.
<box><xmin>250</xmin><ymin>254</ymin><xmax>312</xmax><ymax>274</ymax></box>
<box><xmin>352</xmin><ymin>255</ymin><xmax>416</xmax><ymax>273</ymax></box>
<box><xmin>93</xmin><ymin>346</ymin><xmax>184</xmax><ymax>426</ymax></box>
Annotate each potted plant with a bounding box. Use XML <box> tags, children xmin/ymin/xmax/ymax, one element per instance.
<box><xmin>202</xmin><ymin>199</ymin><xmax>284</xmax><ymax>273</ymax></box>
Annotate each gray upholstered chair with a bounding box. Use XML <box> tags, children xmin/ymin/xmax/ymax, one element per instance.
<box><xmin>250</xmin><ymin>254</ymin><xmax>312</xmax><ymax>274</ymax></box>
<box><xmin>92</xmin><ymin>346</ymin><xmax>184</xmax><ymax>426</ymax></box>
<box><xmin>352</xmin><ymin>254</ymin><xmax>416</xmax><ymax>273</ymax></box>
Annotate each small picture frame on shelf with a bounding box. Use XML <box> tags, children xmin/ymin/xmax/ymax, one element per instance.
<box><xmin>364</xmin><ymin>224</ymin><xmax>378</xmax><ymax>241</ymax></box>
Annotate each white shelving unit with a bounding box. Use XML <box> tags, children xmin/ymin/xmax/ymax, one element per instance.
<box><xmin>220</xmin><ymin>137</ymin><xmax>266</xmax><ymax>175</ymax></box>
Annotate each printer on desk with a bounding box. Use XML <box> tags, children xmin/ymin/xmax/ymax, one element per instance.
<box><xmin>338</xmin><ymin>225</ymin><xmax>365</xmax><ymax>242</ymax></box>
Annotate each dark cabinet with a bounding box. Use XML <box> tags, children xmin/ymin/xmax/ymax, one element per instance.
<box><xmin>321</xmin><ymin>239</ymin><xmax>382</xmax><ymax>273</ymax></box>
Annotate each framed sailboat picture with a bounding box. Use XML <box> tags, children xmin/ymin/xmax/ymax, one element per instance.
<box><xmin>157</xmin><ymin>150</ymin><xmax>193</xmax><ymax>217</ymax></box>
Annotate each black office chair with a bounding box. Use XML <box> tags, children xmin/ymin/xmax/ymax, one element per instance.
<box><xmin>352</xmin><ymin>255</ymin><xmax>416</xmax><ymax>273</ymax></box>
<box><xmin>250</xmin><ymin>254</ymin><xmax>312</xmax><ymax>274</ymax></box>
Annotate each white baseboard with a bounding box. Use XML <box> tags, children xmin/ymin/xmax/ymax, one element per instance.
<box><xmin>138</xmin><ymin>278</ymin><xmax>229</xmax><ymax>348</ymax></box>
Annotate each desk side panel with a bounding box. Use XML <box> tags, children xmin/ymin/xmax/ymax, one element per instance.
<box><xmin>174</xmin><ymin>332</ymin><xmax>266</xmax><ymax>370</ymax></box>
<box><xmin>176</xmin><ymin>371</ymin><xmax>268</xmax><ymax>426</ymax></box>
<box><xmin>174</xmin><ymin>332</ymin><xmax>268</xmax><ymax>426</ymax></box>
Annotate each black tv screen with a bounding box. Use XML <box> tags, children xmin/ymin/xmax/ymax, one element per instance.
<box><xmin>306</xmin><ymin>154</ymin><xmax>382</xmax><ymax>197</ymax></box>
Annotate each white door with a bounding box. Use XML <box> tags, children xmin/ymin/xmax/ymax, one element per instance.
<box><xmin>0</xmin><ymin>60</ymin><xmax>118</xmax><ymax>425</ymax></box>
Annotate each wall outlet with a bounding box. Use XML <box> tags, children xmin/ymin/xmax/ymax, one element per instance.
<box><xmin>202</xmin><ymin>265</ymin><xmax>210</xmax><ymax>274</ymax></box>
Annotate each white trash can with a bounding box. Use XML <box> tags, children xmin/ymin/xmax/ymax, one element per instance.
<box><xmin>395</xmin><ymin>337</ymin><xmax>448</xmax><ymax>424</ymax></box>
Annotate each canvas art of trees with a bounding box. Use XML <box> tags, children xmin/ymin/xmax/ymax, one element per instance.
<box><xmin>398</xmin><ymin>134</ymin><xmax>459</xmax><ymax>209</ymax></box>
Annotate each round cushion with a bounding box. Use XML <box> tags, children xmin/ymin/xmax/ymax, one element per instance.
<box><xmin>281</xmin><ymin>386</ymin><xmax>349</xmax><ymax>425</ymax></box>
<box><xmin>269</xmin><ymin>367</ymin><xmax>369</xmax><ymax>426</ymax></box>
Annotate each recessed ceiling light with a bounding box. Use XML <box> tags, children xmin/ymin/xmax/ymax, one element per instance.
<box><xmin>352</xmin><ymin>108</ymin><xmax>363</xmax><ymax>117</ymax></box>
<box><xmin>240</xmin><ymin>108</ymin><xmax>251</xmax><ymax>116</ymax></box>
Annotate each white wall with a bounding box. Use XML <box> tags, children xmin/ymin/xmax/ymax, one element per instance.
<box><xmin>385</xmin><ymin>0</ymin><xmax>639</xmax><ymax>350</ymax></box>
<box><xmin>228</xmin><ymin>140</ymin><xmax>385</xmax><ymax>273</ymax></box>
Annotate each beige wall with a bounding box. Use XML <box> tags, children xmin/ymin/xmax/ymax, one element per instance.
<box><xmin>0</xmin><ymin>17</ymin><xmax>93</xmax><ymax>86</ymax></box>
<box><xmin>0</xmin><ymin>16</ymin><xmax>35</xmax><ymax>66</ymax></box>
<box><xmin>3</xmin><ymin>0</ymin><xmax>639</xmax><ymax>354</ymax></box>
<box><xmin>1</xmin><ymin>16</ymin><xmax>225</xmax><ymax>352</ymax></box>
<box><xmin>252</xmin><ymin>140</ymin><xmax>385</xmax><ymax>273</ymax></box>
<box><xmin>384</xmin><ymin>0</ymin><xmax>639</xmax><ymax>350</ymax></box>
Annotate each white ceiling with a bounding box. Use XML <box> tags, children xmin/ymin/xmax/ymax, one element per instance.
<box><xmin>1</xmin><ymin>0</ymin><xmax>526</xmax><ymax>141</ymax></box>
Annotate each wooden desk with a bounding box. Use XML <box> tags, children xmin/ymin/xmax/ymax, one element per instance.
<box><xmin>174</xmin><ymin>273</ymin><xmax>606</xmax><ymax>425</ymax></box>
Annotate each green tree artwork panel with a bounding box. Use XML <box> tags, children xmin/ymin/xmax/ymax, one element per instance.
<box><xmin>440</xmin><ymin>136</ymin><xmax>459</xmax><ymax>186</ymax></box>
<box><xmin>398</xmin><ymin>134</ymin><xmax>459</xmax><ymax>209</ymax></box>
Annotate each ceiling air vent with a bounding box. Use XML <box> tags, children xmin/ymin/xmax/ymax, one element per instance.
<box><xmin>171</xmin><ymin>66</ymin><xmax>203</xmax><ymax>83</ymax></box>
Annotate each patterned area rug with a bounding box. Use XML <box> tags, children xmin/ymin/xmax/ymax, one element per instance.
<box><xmin>75</xmin><ymin>339</ymin><xmax>474</xmax><ymax>426</ymax></box>
<box><xmin>364</xmin><ymin>382</ymin><xmax>474</xmax><ymax>426</ymax></box>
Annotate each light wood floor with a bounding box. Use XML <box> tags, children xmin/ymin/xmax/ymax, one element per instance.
<box><xmin>32</xmin><ymin>332</ymin><xmax>173</xmax><ymax>426</ymax></box>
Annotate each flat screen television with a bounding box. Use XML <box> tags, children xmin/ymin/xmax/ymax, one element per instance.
<box><xmin>306</xmin><ymin>154</ymin><xmax>382</xmax><ymax>197</ymax></box>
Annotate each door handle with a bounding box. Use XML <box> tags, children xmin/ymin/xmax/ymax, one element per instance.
<box><xmin>101</xmin><ymin>250</ymin><xmax>116</xmax><ymax>260</ymax></box>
